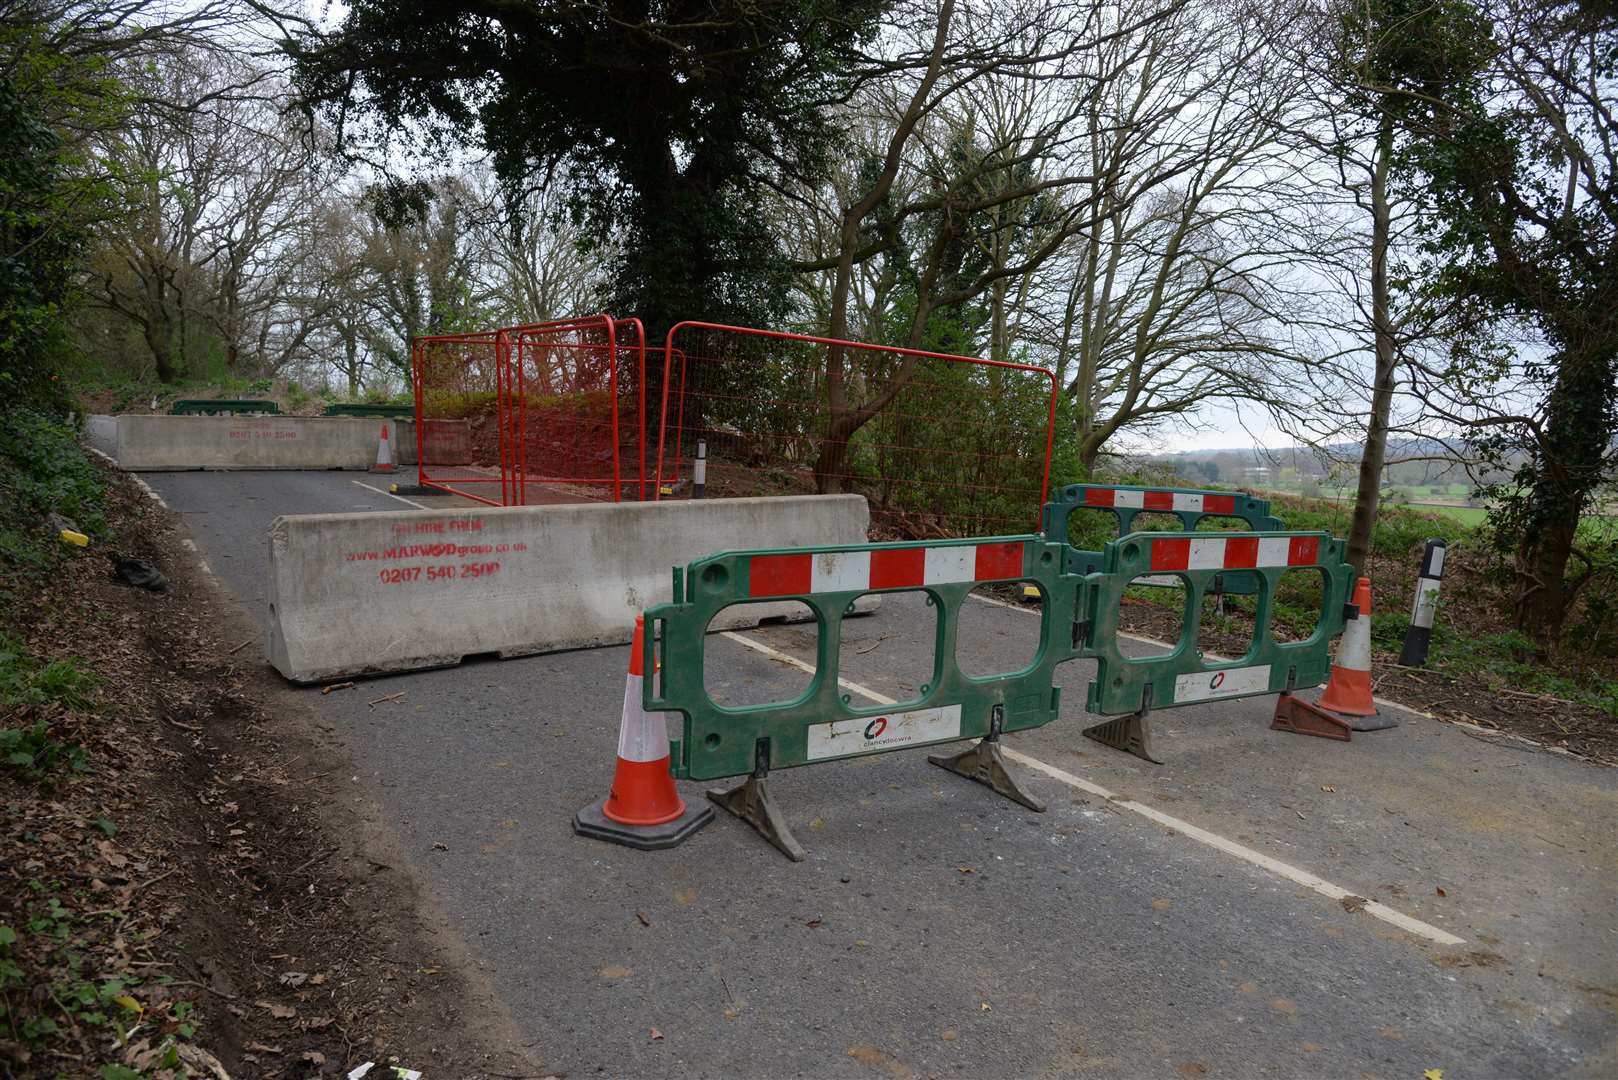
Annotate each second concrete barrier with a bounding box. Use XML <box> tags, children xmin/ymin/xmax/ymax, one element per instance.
<box><xmin>266</xmin><ymin>495</ymin><xmax>872</xmax><ymax>683</ymax></box>
<box><xmin>114</xmin><ymin>414</ymin><xmax>390</xmax><ymax>471</ymax></box>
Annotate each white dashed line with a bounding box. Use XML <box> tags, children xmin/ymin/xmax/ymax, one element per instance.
<box><xmin>720</xmin><ymin>627</ymin><xmax>1465</xmax><ymax>947</ymax></box>
<box><xmin>179</xmin><ymin>537</ymin><xmax>214</xmax><ymax>577</ymax></box>
<box><xmin>351</xmin><ymin>479</ymin><xmax>428</xmax><ymax>510</ymax></box>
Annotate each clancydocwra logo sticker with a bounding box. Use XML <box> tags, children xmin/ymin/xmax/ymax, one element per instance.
<box><xmin>863</xmin><ymin>716</ymin><xmax>889</xmax><ymax>740</ymax></box>
<box><xmin>1208</xmin><ymin>671</ymin><xmax>1226</xmax><ymax>690</ymax></box>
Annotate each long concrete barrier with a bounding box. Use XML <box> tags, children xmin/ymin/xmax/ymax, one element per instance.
<box><xmin>266</xmin><ymin>495</ymin><xmax>873</xmax><ymax>683</ymax></box>
<box><xmin>111</xmin><ymin>414</ymin><xmax>389</xmax><ymax>471</ymax></box>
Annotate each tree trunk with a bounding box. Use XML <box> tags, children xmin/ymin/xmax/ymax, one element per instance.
<box><xmin>1346</xmin><ymin>114</ymin><xmax>1397</xmax><ymax>579</ymax></box>
<box><xmin>1513</xmin><ymin>344</ymin><xmax>1611</xmax><ymax>644</ymax></box>
<box><xmin>1517</xmin><ymin>511</ymin><xmax>1580</xmax><ymax>646</ymax></box>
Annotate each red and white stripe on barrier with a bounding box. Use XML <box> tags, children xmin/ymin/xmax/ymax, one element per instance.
<box><xmin>1082</xmin><ymin>488</ymin><xmax>1236</xmax><ymax>514</ymax></box>
<box><xmin>747</xmin><ymin>541</ymin><xmax>1025</xmax><ymax>598</ymax></box>
<box><xmin>1146</xmin><ymin>535</ymin><xmax>1320</xmax><ymax>572</ymax></box>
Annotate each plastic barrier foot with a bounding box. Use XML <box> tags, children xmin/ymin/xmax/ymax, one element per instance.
<box><xmin>1082</xmin><ymin>712</ymin><xmax>1163</xmax><ymax>764</ymax></box>
<box><xmin>1271</xmin><ymin>693</ymin><xmax>1352</xmax><ymax>741</ymax></box>
<box><xmin>573</xmin><ymin>798</ymin><xmax>715</xmax><ymax>850</ymax></box>
<box><xmin>928</xmin><ymin>705</ymin><xmax>1046</xmax><ymax>812</ymax></box>
<box><xmin>707</xmin><ymin>775</ymin><xmax>806</xmax><ymax>862</ymax></box>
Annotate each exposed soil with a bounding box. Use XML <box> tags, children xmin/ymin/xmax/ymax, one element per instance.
<box><xmin>1</xmin><ymin>461</ymin><xmax>538</xmax><ymax>1076</ymax></box>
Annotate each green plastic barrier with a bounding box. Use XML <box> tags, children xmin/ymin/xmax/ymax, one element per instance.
<box><xmin>1043</xmin><ymin>483</ymin><xmax>1285</xmax><ymax>593</ymax></box>
<box><xmin>639</xmin><ymin>525</ymin><xmax>1353</xmax><ymax>859</ymax></box>
<box><xmin>1080</xmin><ymin>530</ymin><xmax>1351</xmax><ymax>717</ymax></box>
<box><xmin>646</xmin><ymin>536</ymin><xmax>1074</xmax><ymax>782</ymax></box>
<box><xmin>169</xmin><ymin>399</ymin><xmax>279</xmax><ymax>416</ymax></box>
<box><xmin>322</xmin><ymin>403</ymin><xmax>414</xmax><ymax>419</ymax></box>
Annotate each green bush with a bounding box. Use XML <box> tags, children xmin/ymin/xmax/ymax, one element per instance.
<box><xmin>0</xmin><ymin>636</ymin><xmax>96</xmax><ymax>785</ymax></box>
<box><xmin>0</xmin><ymin>409</ymin><xmax>107</xmax><ymax>537</ymax></box>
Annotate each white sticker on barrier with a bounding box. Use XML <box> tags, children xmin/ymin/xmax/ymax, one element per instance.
<box><xmin>1172</xmin><ymin>664</ymin><xmax>1272</xmax><ymax>703</ymax></box>
<box><xmin>812</xmin><ymin>550</ymin><xmax>871</xmax><ymax>593</ymax></box>
<box><xmin>806</xmin><ymin>704</ymin><xmax>962</xmax><ymax>761</ymax></box>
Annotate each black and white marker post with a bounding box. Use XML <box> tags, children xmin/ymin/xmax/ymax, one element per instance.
<box><xmin>1399</xmin><ymin>538</ymin><xmax>1446</xmax><ymax>667</ymax></box>
<box><xmin>693</xmin><ymin>439</ymin><xmax>707</xmax><ymax>499</ymax></box>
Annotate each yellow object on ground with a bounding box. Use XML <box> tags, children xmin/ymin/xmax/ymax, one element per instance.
<box><xmin>59</xmin><ymin>529</ymin><xmax>89</xmax><ymax>547</ymax></box>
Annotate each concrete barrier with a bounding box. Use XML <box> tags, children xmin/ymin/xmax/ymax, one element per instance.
<box><xmin>392</xmin><ymin>419</ymin><xmax>473</xmax><ymax>467</ymax></box>
<box><xmin>266</xmin><ymin>495</ymin><xmax>873</xmax><ymax>683</ymax></box>
<box><xmin>112</xmin><ymin>414</ymin><xmax>389</xmax><ymax>471</ymax></box>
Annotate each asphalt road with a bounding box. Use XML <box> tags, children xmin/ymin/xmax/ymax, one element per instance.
<box><xmin>145</xmin><ymin>469</ymin><xmax>1618</xmax><ymax>1079</ymax></box>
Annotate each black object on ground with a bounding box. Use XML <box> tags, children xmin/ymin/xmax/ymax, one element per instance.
<box><xmin>111</xmin><ymin>555</ymin><xmax>168</xmax><ymax>591</ymax></box>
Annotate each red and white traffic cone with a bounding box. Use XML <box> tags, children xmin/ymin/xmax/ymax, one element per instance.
<box><xmin>373</xmin><ymin>423</ymin><xmax>395</xmax><ymax>472</ymax></box>
<box><xmin>574</xmin><ymin>616</ymin><xmax>714</xmax><ymax>849</ymax></box>
<box><xmin>1318</xmin><ymin>576</ymin><xmax>1397</xmax><ymax>731</ymax></box>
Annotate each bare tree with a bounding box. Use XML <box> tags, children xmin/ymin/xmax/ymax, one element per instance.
<box><xmin>85</xmin><ymin>48</ymin><xmax>325</xmax><ymax>380</ymax></box>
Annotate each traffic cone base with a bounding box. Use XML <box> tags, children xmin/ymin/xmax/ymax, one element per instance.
<box><xmin>573</xmin><ymin>797</ymin><xmax>715</xmax><ymax>851</ymax></box>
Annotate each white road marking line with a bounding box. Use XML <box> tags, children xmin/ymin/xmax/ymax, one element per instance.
<box><xmin>83</xmin><ymin>447</ymin><xmax>171</xmax><ymax>510</ymax></box>
<box><xmin>966</xmin><ymin>593</ymin><xmax>1430</xmax><ymax>716</ymax></box>
<box><xmin>179</xmin><ymin>538</ymin><xmax>214</xmax><ymax>577</ymax></box>
<box><xmin>720</xmin><ymin>626</ymin><xmax>1465</xmax><ymax>947</ymax></box>
<box><xmin>351</xmin><ymin>479</ymin><xmax>427</xmax><ymax>510</ymax></box>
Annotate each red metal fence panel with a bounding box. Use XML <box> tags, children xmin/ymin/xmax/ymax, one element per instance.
<box><xmin>502</xmin><ymin>315</ymin><xmax>647</xmax><ymax>504</ymax></box>
<box><xmin>654</xmin><ymin>322</ymin><xmax>1058</xmax><ymax>536</ymax></box>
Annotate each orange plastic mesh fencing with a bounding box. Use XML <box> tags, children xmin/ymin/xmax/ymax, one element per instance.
<box><xmin>411</xmin><ymin>331</ymin><xmax>506</xmax><ymax>506</ymax></box>
<box><xmin>655</xmin><ymin>322</ymin><xmax>1058</xmax><ymax>537</ymax></box>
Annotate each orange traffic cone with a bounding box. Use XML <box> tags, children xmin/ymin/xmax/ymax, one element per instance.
<box><xmin>574</xmin><ymin>616</ymin><xmax>714</xmax><ymax>849</ymax></box>
<box><xmin>373</xmin><ymin>423</ymin><xmax>395</xmax><ymax>472</ymax></box>
<box><xmin>1318</xmin><ymin>577</ymin><xmax>1397</xmax><ymax>731</ymax></box>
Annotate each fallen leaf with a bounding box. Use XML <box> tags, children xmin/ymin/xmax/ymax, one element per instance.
<box><xmin>1320</xmin><ymin>785</ymin><xmax>1336</xmax><ymax>793</ymax></box>
<box><xmin>1152</xmin><ymin>898</ymin><xmax>1172</xmax><ymax>911</ymax></box>
<box><xmin>304</xmin><ymin>1016</ymin><xmax>335</xmax><ymax>1030</ymax></box>
<box><xmin>431</xmin><ymin>841</ymin><xmax>448</xmax><ymax>851</ymax></box>
<box><xmin>806</xmin><ymin>917</ymin><xmax>823</xmax><ymax>929</ymax></box>
<box><xmin>1436</xmin><ymin>886</ymin><xmax>1447</xmax><ymax>897</ymax></box>
<box><xmin>278</xmin><ymin>971</ymin><xmax>308</xmax><ymax>988</ymax></box>
<box><xmin>255</xmin><ymin>1000</ymin><xmax>297</xmax><ymax>1020</ymax></box>
<box><xmin>650</xmin><ymin>1028</ymin><xmax>664</xmax><ymax>1041</ymax></box>
<box><xmin>308</xmin><ymin>973</ymin><xmax>327</xmax><ymax>986</ymax></box>
<box><xmin>113</xmin><ymin>993</ymin><xmax>143</xmax><ymax>1014</ymax></box>
<box><xmin>1423</xmin><ymin>1070</ymin><xmax>1443</xmax><ymax>1080</ymax></box>
<box><xmin>244</xmin><ymin>1042</ymin><xmax>282</xmax><ymax>1053</ymax></box>
<box><xmin>599</xmin><ymin>964</ymin><xmax>633</xmax><ymax>980</ymax></box>
<box><xmin>980</xmin><ymin>1001</ymin><xmax>992</xmax><ymax>1012</ymax></box>
<box><xmin>1340</xmin><ymin>894</ymin><xmax>1368</xmax><ymax>913</ymax></box>
<box><xmin>636</xmin><ymin>911</ymin><xmax>651</xmax><ymax>927</ymax></box>
<box><xmin>940</xmin><ymin>1030</ymin><xmax>958</xmax><ymax>1042</ymax></box>
<box><xmin>957</xmin><ymin>866</ymin><xmax>976</xmax><ymax>874</ymax></box>
<box><xmin>301</xmin><ymin>1050</ymin><xmax>325</xmax><ymax>1066</ymax></box>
